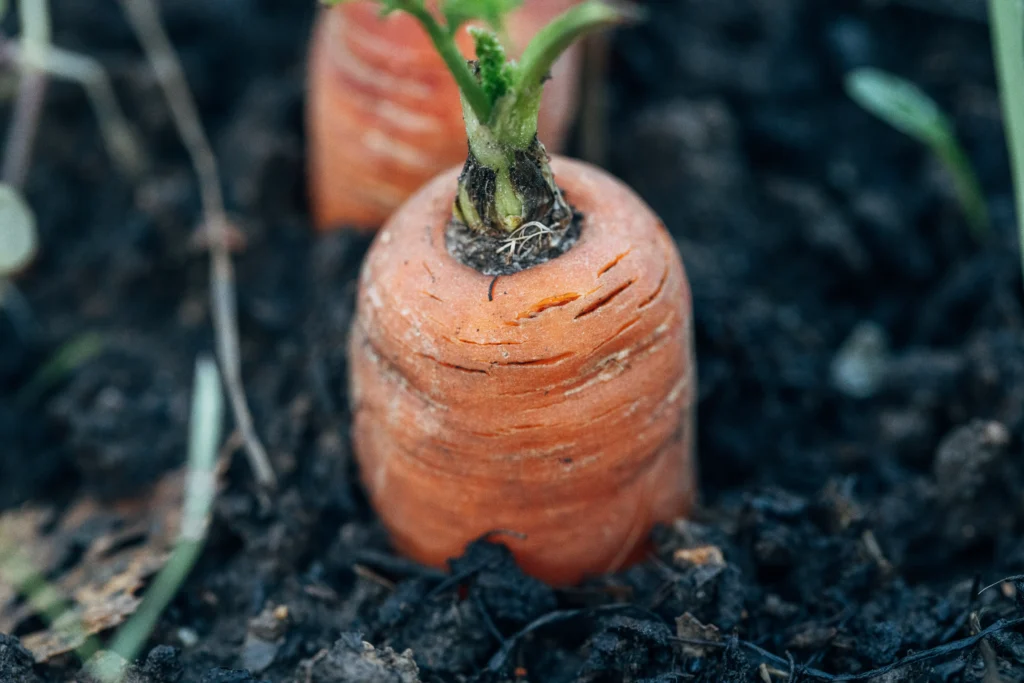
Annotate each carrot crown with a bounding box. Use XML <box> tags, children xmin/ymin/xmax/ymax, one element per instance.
<box><xmin>327</xmin><ymin>0</ymin><xmax>627</xmax><ymax>241</ymax></box>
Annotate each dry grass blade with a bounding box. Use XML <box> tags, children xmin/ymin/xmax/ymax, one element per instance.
<box><xmin>117</xmin><ymin>0</ymin><xmax>276</xmax><ymax>489</ymax></box>
<box><xmin>2</xmin><ymin>0</ymin><xmax>49</xmax><ymax>189</ymax></box>
<box><xmin>3</xmin><ymin>40</ymin><xmax>146</xmax><ymax>177</ymax></box>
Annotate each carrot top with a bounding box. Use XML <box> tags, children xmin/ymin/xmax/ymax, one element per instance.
<box><xmin>325</xmin><ymin>0</ymin><xmax>628</xmax><ymax>267</ymax></box>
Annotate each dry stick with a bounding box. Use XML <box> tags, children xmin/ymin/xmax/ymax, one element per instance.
<box><xmin>2</xmin><ymin>69</ymin><xmax>45</xmax><ymax>187</ymax></box>
<box><xmin>0</xmin><ymin>0</ymin><xmax>49</xmax><ymax>338</ymax></box>
<box><xmin>117</xmin><ymin>0</ymin><xmax>276</xmax><ymax>489</ymax></box>
<box><xmin>2</xmin><ymin>0</ymin><xmax>49</xmax><ymax>189</ymax></box>
<box><xmin>0</xmin><ymin>38</ymin><xmax>147</xmax><ymax>178</ymax></box>
<box><xmin>486</xmin><ymin>607</ymin><xmax>1024</xmax><ymax>680</ymax></box>
<box><xmin>5</xmin><ymin>39</ymin><xmax>146</xmax><ymax>177</ymax></box>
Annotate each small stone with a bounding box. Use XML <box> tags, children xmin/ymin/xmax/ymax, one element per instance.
<box><xmin>831</xmin><ymin>321</ymin><xmax>889</xmax><ymax>398</ymax></box>
<box><xmin>305</xmin><ymin>633</ymin><xmax>420</xmax><ymax>683</ymax></box>
<box><xmin>672</xmin><ymin>545</ymin><xmax>726</xmax><ymax>568</ymax></box>
<box><xmin>177</xmin><ymin>628</ymin><xmax>199</xmax><ymax>648</ymax></box>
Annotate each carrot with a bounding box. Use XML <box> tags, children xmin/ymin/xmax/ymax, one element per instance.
<box><xmin>307</xmin><ymin>0</ymin><xmax>582</xmax><ymax>232</ymax></box>
<box><xmin>345</xmin><ymin>0</ymin><xmax>695</xmax><ymax>586</ymax></box>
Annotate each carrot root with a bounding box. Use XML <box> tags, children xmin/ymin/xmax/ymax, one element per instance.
<box><xmin>348</xmin><ymin>157</ymin><xmax>696</xmax><ymax>585</ymax></box>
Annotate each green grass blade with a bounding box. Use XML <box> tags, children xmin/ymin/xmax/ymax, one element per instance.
<box><xmin>846</xmin><ymin>67</ymin><xmax>990</xmax><ymax>242</ymax></box>
<box><xmin>99</xmin><ymin>354</ymin><xmax>224</xmax><ymax>681</ymax></box>
<box><xmin>989</xmin><ymin>0</ymin><xmax>1024</xmax><ymax>286</ymax></box>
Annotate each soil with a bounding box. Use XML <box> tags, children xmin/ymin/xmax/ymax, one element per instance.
<box><xmin>2</xmin><ymin>0</ymin><xmax>1024</xmax><ymax>681</ymax></box>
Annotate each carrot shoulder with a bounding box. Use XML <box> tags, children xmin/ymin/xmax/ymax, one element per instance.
<box><xmin>345</xmin><ymin>0</ymin><xmax>695</xmax><ymax>585</ymax></box>
<box><xmin>307</xmin><ymin>0</ymin><xmax>582</xmax><ymax>232</ymax></box>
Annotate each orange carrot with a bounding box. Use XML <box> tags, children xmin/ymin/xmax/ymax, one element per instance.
<box><xmin>345</xmin><ymin>0</ymin><xmax>695</xmax><ymax>585</ymax></box>
<box><xmin>307</xmin><ymin>0</ymin><xmax>582</xmax><ymax>232</ymax></box>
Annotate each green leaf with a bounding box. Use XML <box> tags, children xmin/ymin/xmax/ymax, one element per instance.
<box><xmin>845</xmin><ymin>68</ymin><xmax>949</xmax><ymax>146</ymax></box>
<box><xmin>0</xmin><ymin>183</ymin><xmax>38</xmax><ymax>276</ymax></box>
<box><xmin>443</xmin><ymin>0</ymin><xmax>522</xmax><ymax>32</ymax></box>
<box><xmin>846</xmin><ymin>67</ymin><xmax>990</xmax><ymax>242</ymax></box>
<box><xmin>15</xmin><ymin>332</ymin><xmax>105</xmax><ymax>407</ymax></box>
<box><xmin>471</xmin><ymin>27</ymin><xmax>514</xmax><ymax>107</ymax></box>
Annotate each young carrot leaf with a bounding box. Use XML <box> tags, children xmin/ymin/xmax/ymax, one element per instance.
<box><xmin>845</xmin><ymin>67</ymin><xmax>989</xmax><ymax>242</ymax></box>
<box><xmin>515</xmin><ymin>1</ymin><xmax>626</xmax><ymax>96</ymax></box>
<box><xmin>988</xmin><ymin>0</ymin><xmax>1024</xmax><ymax>288</ymax></box>
<box><xmin>471</xmin><ymin>28</ymin><xmax>514</xmax><ymax>106</ymax></box>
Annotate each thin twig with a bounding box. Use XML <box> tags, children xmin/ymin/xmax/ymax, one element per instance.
<box><xmin>487</xmin><ymin>604</ymin><xmax>1024</xmax><ymax>680</ymax></box>
<box><xmin>2</xmin><ymin>0</ymin><xmax>50</xmax><ymax>188</ymax></box>
<box><xmin>2</xmin><ymin>38</ymin><xmax>145</xmax><ymax>177</ymax></box>
<box><xmin>672</xmin><ymin>617</ymin><xmax>1024</xmax><ymax>682</ymax></box>
<box><xmin>979</xmin><ymin>574</ymin><xmax>1024</xmax><ymax>596</ymax></box>
<box><xmin>116</xmin><ymin>0</ymin><xmax>276</xmax><ymax>489</ymax></box>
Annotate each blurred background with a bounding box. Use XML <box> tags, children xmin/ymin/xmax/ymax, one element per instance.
<box><xmin>1</xmin><ymin>0</ymin><xmax>1022</xmax><ymax>681</ymax></box>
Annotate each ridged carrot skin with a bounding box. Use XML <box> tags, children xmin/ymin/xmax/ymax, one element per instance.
<box><xmin>348</xmin><ymin>157</ymin><xmax>696</xmax><ymax>586</ymax></box>
<box><xmin>307</xmin><ymin>1</ymin><xmax>582</xmax><ymax>232</ymax></box>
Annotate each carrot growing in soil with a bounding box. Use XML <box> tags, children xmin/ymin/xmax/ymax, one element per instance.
<box><xmin>307</xmin><ymin>0</ymin><xmax>583</xmax><ymax>231</ymax></box>
<box><xmin>345</xmin><ymin>0</ymin><xmax>695</xmax><ymax>585</ymax></box>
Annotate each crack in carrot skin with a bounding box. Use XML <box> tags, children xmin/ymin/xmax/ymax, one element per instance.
<box><xmin>598</xmin><ymin>249</ymin><xmax>631</xmax><ymax>276</ymax></box>
<box><xmin>454</xmin><ymin>337</ymin><xmax>524</xmax><ymax>346</ymax></box>
<box><xmin>574</xmin><ymin>279</ymin><xmax>637</xmax><ymax>319</ymax></box>
<box><xmin>415</xmin><ymin>352</ymin><xmax>489</xmax><ymax>374</ymax></box>
<box><xmin>497</xmin><ymin>352</ymin><xmax>576</xmax><ymax>367</ymax></box>
<box><xmin>638</xmin><ymin>267</ymin><xmax>668</xmax><ymax>309</ymax></box>
<box><xmin>593</xmin><ymin>316</ymin><xmax>642</xmax><ymax>352</ymax></box>
<box><xmin>516</xmin><ymin>292</ymin><xmax>581</xmax><ymax>320</ymax></box>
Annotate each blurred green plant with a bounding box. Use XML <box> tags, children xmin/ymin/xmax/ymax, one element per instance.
<box><xmin>1</xmin><ymin>354</ymin><xmax>224</xmax><ymax>683</ymax></box>
<box><xmin>97</xmin><ymin>354</ymin><xmax>223</xmax><ymax>679</ymax></box>
<box><xmin>15</xmin><ymin>332</ymin><xmax>104</xmax><ymax>407</ymax></box>
<box><xmin>845</xmin><ymin>67</ymin><xmax>989</xmax><ymax>242</ymax></box>
<box><xmin>988</xmin><ymin>0</ymin><xmax>1024</xmax><ymax>288</ymax></box>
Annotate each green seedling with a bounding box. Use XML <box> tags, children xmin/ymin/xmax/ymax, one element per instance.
<box><xmin>2</xmin><ymin>354</ymin><xmax>222</xmax><ymax>683</ymax></box>
<box><xmin>845</xmin><ymin>67</ymin><xmax>989</xmax><ymax>242</ymax></box>
<box><xmin>100</xmin><ymin>354</ymin><xmax>223</xmax><ymax>677</ymax></box>
<box><xmin>15</xmin><ymin>332</ymin><xmax>104</xmax><ymax>407</ymax></box>
<box><xmin>988</xmin><ymin>0</ymin><xmax>1024</xmax><ymax>289</ymax></box>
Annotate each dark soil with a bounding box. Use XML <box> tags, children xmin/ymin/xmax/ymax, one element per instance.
<box><xmin>3</xmin><ymin>0</ymin><xmax>1024</xmax><ymax>681</ymax></box>
<box><xmin>444</xmin><ymin>208</ymin><xmax>581</xmax><ymax>277</ymax></box>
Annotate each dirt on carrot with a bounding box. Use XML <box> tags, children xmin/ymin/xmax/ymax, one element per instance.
<box><xmin>3</xmin><ymin>0</ymin><xmax>1024</xmax><ymax>681</ymax></box>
